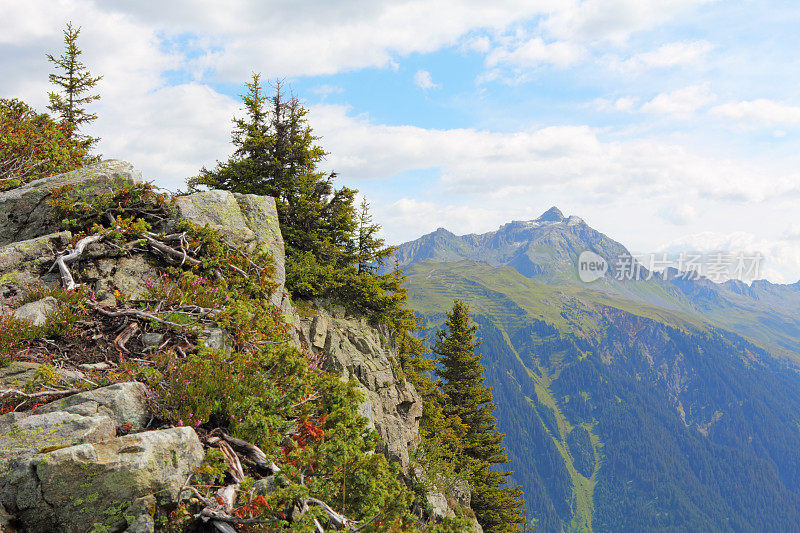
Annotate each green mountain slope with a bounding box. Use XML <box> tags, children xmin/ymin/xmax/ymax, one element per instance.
<box><xmin>400</xmin><ymin>209</ymin><xmax>800</xmax><ymax>532</ymax></box>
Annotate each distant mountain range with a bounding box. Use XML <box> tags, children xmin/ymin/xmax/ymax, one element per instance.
<box><xmin>396</xmin><ymin>208</ymin><xmax>800</xmax><ymax>532</ymax></box>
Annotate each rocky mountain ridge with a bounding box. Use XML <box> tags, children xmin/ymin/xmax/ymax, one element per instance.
<box><xmin>0</xmin><ymin>161</ymin><xmax>470</xmax><ymax>532</ymax></box>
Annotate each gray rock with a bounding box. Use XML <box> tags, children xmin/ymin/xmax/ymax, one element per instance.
<box><xmin>0</xmin><ymin>231</ymin><xmax>72</xmax><ymax>300</ymax></box>
<box><xmin>33</xmin><ymin>382</ymin><xmax>151</xmax><ymax>431</ymax></box>
<box><xmin>0</xmin><ymin>411</ymin><xmax>116</xmax><ymax>458</ymax></box>
<box><xmin>234</xmin><ymin>193</ymin><xmax>286</xmax><ymax>288</ymax></box>
<box><xmin>78</xmin><ymin>362</ymin><xmax>113</xmax><ymax>371</ymax></box>
<box><xmin>139</xmin><ymin>332</ymin><xmax>164</xmax><ymax>349</ymax></box>
<box><xmin>175</xmin><ymin>190</ymin><xmax>287</xmax><ymax>307</ymax></box>
<box><xmin>12</xmin><ymin>297</ymin><xmax>57</xmax><ymax>327</ymax></box>
<box><xmin>0</xmin><ymin>362</ymin><xmax>81</xmax><ymax>389</ymax></box>
<box><xmin>199</xmin><ymin>327</ymin><xmax>232</xmax><ymax>353</ymax></box>
<box><xmin>174</xmin><ymin>190</ymin><xmax>256</xmax><ymax>244</ymax></box>
<box><xmin>0</xmin><ymin>362</ymin><xmax>40</xmax><ymax>388</ymax></box>
<box><xmin>88</xmin><ymin>254</ymin><xmax>158</xmax><ymax>304</ymax></box>
<box><xmin>122</xmin><ymin>495</ymin><xmax>156</xmax><ymax>533</ymax></box>
<box><xmin>0</xmin><ymin>160</ymin><xmax>141</xmax><ymax>246</ymax></box>
<box><xmin>23</xmin><ymin>427</ymin><xmax>204</xmax><ymax>533</ymax></box>
<box><xmin>299</xmin><ymin>308</ymin><xmax>423</xmax><ymax>471</ymax></box>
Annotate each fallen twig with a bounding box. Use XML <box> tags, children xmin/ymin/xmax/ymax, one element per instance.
<box><xmin>0</xmin><ymin>387</ymin><xmax>81</xmax><ymax>399</ymax></box>
<box><xmin>141</xmin><ymin>233</ymin><xmax>201</xmax><ymax>266</ymax></box>
<box><xmin>91</xmin><ymin>304</ymin><xmax>191</xmax><ymax>328</ymax></box>
<box><xmin>50</xmin><ymin>234</ymin><xmax>104</xmax><ymax>290</ymax></box>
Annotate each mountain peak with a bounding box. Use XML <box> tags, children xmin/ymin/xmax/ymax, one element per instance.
<box><xmin>537</xmin><ymin>206</ymin><xmax>565</xmax><ymax>222</ymax></box>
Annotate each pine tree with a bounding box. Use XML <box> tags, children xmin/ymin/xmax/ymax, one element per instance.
<box><xmin>433</xmin><ymin>300</ymin><xmax>525</xmax><ymax>533</ymax></box>
<box><xmin>47</xmin><ymin>22</ymin><xmax>102</xmax><ymax>150</ymax></box>
<box><xmin>189</xmin><ymin>74</ymin><xmax>358</xmax><ymax>297</ymax></box>
<box><xmin>356</xmin><ymin>198</ymin><xmax>394</xmax><ymax>274</ymax></box>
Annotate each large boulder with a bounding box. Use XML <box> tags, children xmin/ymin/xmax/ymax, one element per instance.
<box><xmin>24</xmin><ymin>427</ymin><xmax>203</xmax><ymax>533</ymax></box>
<box><xmin>33</xmin><ymin>382</ymin><xmax>151</xmax><ymax>431</ymax></box>
<box><xmin>0</xmin><ymin>382</ymin><xmax>150</xmax><ymax>460</ymax></box>
<box><xmin>299</xmin><ymin>308</ymin><xmax>423</xmax><ymax>471</ymax></box>
<box><xmin>0</xmin><ymin>411</ymin><xmax>116</xmax><ymax>458</ymax></box>
<box><xmin>0</xmin><ymin>383</ymin><xmax>201</xmax><ymax>533</ymax></box>
<box><xmin>0</xmin><ymin>160</ymin><xmax>141</xmax><ymax>246</ymax></box>
<box><xmin>175</xmin><ymin>190</ymin><xmax>288</xmax><ymax>308</ymax></box>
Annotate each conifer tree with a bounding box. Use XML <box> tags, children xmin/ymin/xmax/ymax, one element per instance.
<box><xmin>433</xmin><ymin>300</ymin><xmax>525</xmax><ymax>533</ymax></box>
<box><xmin>189</xmin><ymin>74</ymin><xmax>359</xmax><ymax>297</ymax></box>
<box><xmin>356</xmin><ymin>198</ymin><xmax>394</xmax><ymax>274</ymax></box>
<box><xmin>47</xmin><ymin>22</ymin><xmax>102</xmax><ymax>150</ymax></box>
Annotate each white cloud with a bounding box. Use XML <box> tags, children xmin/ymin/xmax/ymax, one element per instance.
<box><xmin>311</xmin><ymin>84</ymin><xmax>344</xmax><ymax>97</ymax></box>
<box><xmin>594</xmin><ymin>96</ymin><xmax>637</xmax><ymax>112</ymax></box>
<box><xmin>710</xmin><ymin>99</ymin><xmax>800</xmax><ymax>125</ymax></box>
<box><xmin>641</xmin><ymin>83</ymin><xmax>716</xmax><ymax>117</ymax></box>
<box><xmin>542</xmin><ymin>0</ymin><xmax>715</xmax><ymax>44</ymax></box>
<box><xmin>658</xmin><ymin>231</ymin><xmax>800</xmax><ymax>283</ymax></box>
<box><xmin>785</xmin><ymin>224</ymin><xmax>800</xmax><ymax>240</ymax></box>
<box><xmin>385</xmin><ymin>198</ymin><xmax>501</xmax><ymax>239</ymax></box>
<box><xmin>485</xmin><ymin>37</ymin><xmax>586</xmax><ymax>69</ymax></box>
<box><xmin>414</xmin><ymin>70</ymin><xmax>439</xmax><ymax>90</ymax></box>
<box><xmin>659</xmin><ymin>203</ymin><xmax>697</xmax><ymax>225</ymax></box>
<box><xmin>98</xmin><ymin>0</ymin><xmax>553</xmax><ymax>80</ymax></box>
<box><xmin>310</xmin><ymin>103</ymin><xmax>800</xmax><ymax>205</ymax></box>
<box><xmin>609</xmin><ymin>40</ymin><xmax>713</xmax><ymax>72</ymax></box>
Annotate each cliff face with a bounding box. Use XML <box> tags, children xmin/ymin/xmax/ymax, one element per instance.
<box><xmin>0</xmin><ymin>161</ymin><xmax>431</xmax><ymax>532</ymax></box>
<box><xmin>298</xmin><ymin>308</ymin><xmax>423</xmax><ymax>471</ymax></box>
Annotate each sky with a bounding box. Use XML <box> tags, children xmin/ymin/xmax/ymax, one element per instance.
<box><xmin>2</xmin><ymin>0</ymin><xmax>800</xmax><ymax>282</ymax></box>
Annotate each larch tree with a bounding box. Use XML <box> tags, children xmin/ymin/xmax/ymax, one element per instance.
<box><xmin>47</xmin><ymin>22</ymin><xmax>102</xmax><ymax>151</ymax></box>
<box><xmin>433</xmin><ymin>300</ymin><xmax>525</xmax><ymax>533</ymax></box>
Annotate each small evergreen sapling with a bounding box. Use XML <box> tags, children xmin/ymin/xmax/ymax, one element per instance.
<box><xmin>47</xmin><ymin>22</ymin><xmax>102</xmax><ymax>151</ymax></box>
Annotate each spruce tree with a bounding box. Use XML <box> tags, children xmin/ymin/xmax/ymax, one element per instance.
<box><xmin>433</xmin><ymin>300</ymin><xmax>525</xmax><ymax>533</ymax></box>
<box><xmin>47</xmin><ymin>22</ymin><xmax>102</xmax><ymax>150</ymax></box>
<box><xmin>356</xmin><ymin>198</ymin><xmax>394</xmax><ymax>274</ymax></box>
<box><xmin>189</xmin><ymin>74</ymin><xmax>358</xmax><ymax>297</ymax></box>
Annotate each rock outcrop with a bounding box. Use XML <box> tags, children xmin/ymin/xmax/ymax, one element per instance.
<box><xmin>299</xmin><ymin>306</ymin><xmax>423</xmax><ymax>471</ymax></box>
<box><xmin>0</xmin><ymin>160</ymin><xmax>472</xmax><ymax>531</ymax></box>
<box><xmin>0</xmin><ymin>378</ymin><xmax>202</xmax><ymax>533</ymax></box>
<box><xmin>0</xmin><ymin>160</ymin><xmax>141</xmax><ymax>247</ymax></box>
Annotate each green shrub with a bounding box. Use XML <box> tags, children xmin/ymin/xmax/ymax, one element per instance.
<box><xmin>0</xmin><ymin>284</ymin><xmax>89</xmax><ymax>365</ymax></box>
<box><xmin>0</xmin><ymin>98</ymin><xmax>89</xmax><ymax>191</ymax></box>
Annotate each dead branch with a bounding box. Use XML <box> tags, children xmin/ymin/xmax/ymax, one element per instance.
<box><xmin>51</xmin><ymin>234</ymin><xmax>104</xmax><ymax>290</ymax></box>
<box><xmin>206</xmin><ymin>436</ymin><xmax>246</xmax><ymax>483</ymax></box>
<box><xmin>91</xmin><ymin>304</ymin><xmax>191</xmax><ymax>328</ymax></box>
<box><xmin>141</xmin><ymin>233</ymin><xmax>201</xmax><ymax>266</ymax></box>
<box><xmin>305</xmin><ymin>497</ymin><xmax>357</xmax><ymax>530</ymax></box>
<box><xmin>197</xmin><ymin>508</ymin><xmax>275</xmax><ymax>526</ymax></box>
<box><xmin>211</xmin><ymin>430</ymin><xmax>279</xmax><ymax>473</ymax></box>
<box><xmin>0</xmin><ymin>387</ymin><xmax>81</xmax><ymax>400</ymax></box>
<box><xmin>113</xmin><ymin>322</ymin><xmax>139</xmax><ymax>353</ymax></box>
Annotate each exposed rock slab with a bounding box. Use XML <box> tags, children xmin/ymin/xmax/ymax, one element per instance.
<box><xmin>0</xmin><ymin>231</ymin><xmax>71</xmax><ymax>302</ymax></box>
<box><xmin>25</xmin><ymin>427</ymin><xmax>203</xmax><ymax>533</ymax></box>
<box><xmin>0</xmin><ymin>362</ymin><xmax>81</xmax><ymax>389</ymax></box>
<box><xmin>0</xmin><ymin>411</ymin><xmax>116</xmax><ymax>458</ymax></box>
<box><xmin>33</xmin><ymin>382</ymin><xmax>151</xmax><ymax>431</ymax></box>
<box><xmin>175</xmin><ymin>190</ymin><xmax>287</xmax><ymax>308</ymax></box>
<box><xmin>0</xmin><ymin>160</ymin><xmax>141</xmax><ymax>246</ymax></box>
<box><xmin>299</xmin><ymin>309</ymin><xmax>423</xmax><ymax>471</ymax></box>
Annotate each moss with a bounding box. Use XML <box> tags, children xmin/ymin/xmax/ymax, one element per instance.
<box><xmin>0</xmin><ymin>271</ymin><xmax>20</xmax><ymax>285</ymax></box>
